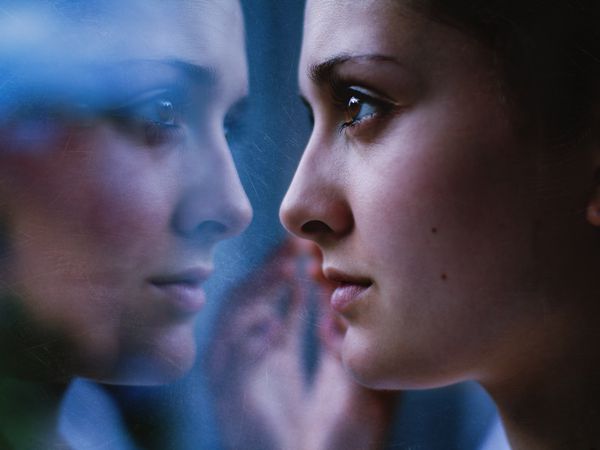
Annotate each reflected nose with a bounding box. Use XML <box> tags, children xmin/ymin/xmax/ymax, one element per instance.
<box><xmin>279</xmin><ymin>137</ymin><xmax>353</xmax><ymax>245</ymax></box>
<box><xmin>172</xmin><ymin>137</ymin><xmax>252</xmax><ymax>243</ymax></box>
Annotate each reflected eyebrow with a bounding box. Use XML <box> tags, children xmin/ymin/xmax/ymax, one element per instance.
<box><xmin>109</xmin><ymin>59</ymin><xmax>220</xmax><ymax>90</ymax></box>
<box><xmin>166</xmin><ymin>59</ymin><xmax>219</xmax><ymax>87</ymax></box>
<box><xmin>308</xmin><ymin>53</ymin><xmax>403</xmax><ymax>85</ymax></box>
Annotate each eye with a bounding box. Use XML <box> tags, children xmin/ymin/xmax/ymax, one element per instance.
<box><xmin>223</xmin><ymin>97</ymin><xmax>249</xmax><ymax>148</ymax></box>
<box><xmin>108</xmin><ymin>89</ymin><xmax>186</xmax><ymax>147</ymax></box>
<box><xmin>338</xmin><ymin>86</ymin><xmax>392</xmax><ymax>131</ymax></box>
<box><xmin>301</xmin><ymin>97</ymin><xmax>315</xmax><ymax>127</ymax></box>
<box><xmin>223</xmin><ymin>113</ymin><xmax>241</xmax><ymax>146</ymax></box>
<box><xmin>343</xmin><ymin>94</ymin><xmax>378</xmax><ymax>128</ymax></box>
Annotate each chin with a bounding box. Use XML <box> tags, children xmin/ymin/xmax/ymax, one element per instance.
<box><xmin>340</xmin><ymin>326</ymin><xmax>394</xmax><ymax>389</ymax></box>
<box><xmin>341</xmin><ymin>327</ymin><xmax>461</xmax><ymax>391</ymax></box>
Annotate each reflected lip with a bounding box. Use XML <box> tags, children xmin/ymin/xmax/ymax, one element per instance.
<box><xmin>323</xmin><ymin>267</ymin><xmax>372</xmax><ymax>313</ymax></box>
<box><xmin>150</xmin><ymin>267</ymin><xmax>212</xmax><ymax>287</ymax></box>
<box><xmin>149</xmin><ymin>267</ymin><xmax>212</xmax><ymax>314</ymax></box>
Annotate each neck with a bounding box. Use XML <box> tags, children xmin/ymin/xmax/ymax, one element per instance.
<box><xmin>484</xmin><ymin>311</ymin><xmax>600</xmax><ymax>450</ymax></box>
<box><xmin>0</xmin><ymin>378</ymin><xmax>70</xmax><ymax>449</ymax></box>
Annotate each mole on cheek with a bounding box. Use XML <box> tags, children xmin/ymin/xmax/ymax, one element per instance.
<box><xmin>441</xmin><ymin>273</ymin><xmax>448</xmax><ymax>281</ymax></box>
<box><xmin>431</xmin><ymin>227</ymin><xmax>438</xmax><ymax>234</ymax></box>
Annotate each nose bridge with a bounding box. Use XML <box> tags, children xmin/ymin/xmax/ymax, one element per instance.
<box><xmin>173</xmin><ymin>133</ymin><xmax>252</xmax><ymax>242</ymax></box>
<box><xmin>280</xmin><ymin>131</ymin><xmax>352</xmax><ymax>241</ymax></box>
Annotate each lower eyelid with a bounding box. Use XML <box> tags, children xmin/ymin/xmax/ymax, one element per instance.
<box><xmin>143</xmin><ymin>122</ymin><xmax>185</xmax><ymax>147</ymax></box>
<box><xmin>341</xmin><ymin>105</ymin><xmax>397</xmax><ymax>136</ymax></box>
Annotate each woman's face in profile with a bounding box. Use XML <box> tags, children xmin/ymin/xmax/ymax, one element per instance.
<box><xmin>0</xmin><ymin>0</ymin><xmax>251</xmax><ymax>384</ymax></box>
<box><xmin>281</xmin><ymin>0</ymin><xmax>595</xmax><ymax>389</ymax></box>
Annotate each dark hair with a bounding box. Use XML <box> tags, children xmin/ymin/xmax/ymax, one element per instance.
<box><xmin>409</xmin><ymin>1</ymin><xmax>600</xmax><ymax>147</ymax></box>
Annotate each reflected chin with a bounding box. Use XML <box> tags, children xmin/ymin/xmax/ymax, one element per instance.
<box><xmin>107</xmin><ymin>352</ymin><xmax>196</xmax><ymax>386</ymax></box>
<box><xmin>81</xmin><ymin>326</ymin><xmax>198</xmax><ymax>386</ymax></box>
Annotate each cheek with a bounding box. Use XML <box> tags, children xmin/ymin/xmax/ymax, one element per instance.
<box><xmin>6</xmin><ymin>131</ymin><xmax>177</xmax><ymax>254</ymax></box>
<box><xmin>345</xmin><ymin>113</ymin><xmax>543</xmax><ymax>384</ymax></box>
<box><xmin>0</xmin><ymin>134</ymin><xmax>182</xmax><ymax>378</ymax></box>
<box><xmin>76</xmin><ymin>139</ymin><xmax>175</xmax><ymax>249</ymax></box>
<box><xmin>361</xmin><ymin>100</ymin><xmax>538</xmax><ymax>274</ymax></box>
<box><xmin>1</xmin><ymin>132</ymin><xmax>177</xmax><ymax>315</ymax></box>
<box><xmin>79</xmin><ymin>166</ymin><xmax>175</xmax><ymax>250</ymax></box>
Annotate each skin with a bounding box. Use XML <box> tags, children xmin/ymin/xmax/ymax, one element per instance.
<box><xmin>0</xmin><ymin>0</ymin><xmax>251</xmax><ymax>387</ymax></box>
<box><xmin>281</xmin><ymin>1</ymin><xmax>600</xmax><ymax>448</ymax></box>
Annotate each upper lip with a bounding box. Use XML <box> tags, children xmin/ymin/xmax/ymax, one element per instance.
<box><xmin>149</xmin><ymin>267</ymin><xmax>213</xmax><ymax>287</ymax></box>
<box><xmin>323</xmin><ymin>267</ymin><xmax>372</xmax><ymax>287</ymax></box>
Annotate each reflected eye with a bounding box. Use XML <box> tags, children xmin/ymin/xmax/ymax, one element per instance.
<box><xmin>155</xmin><ymin>99</ymin><xmax>176</xmax><ymax>126</ymax></box>
<box><xmin>113</xmin><ymin>93</ymin><xmax>182</xmax><ymax>127</ymax></box>
<box><xmin>108</xmin><ymin>90</ymin><xmax>185</xmax><ymax>147</ymax></box>
<box><xmin>223</xmin><ymin>97</ymin><xmax>249</xmax><ymax>148</ymax></box>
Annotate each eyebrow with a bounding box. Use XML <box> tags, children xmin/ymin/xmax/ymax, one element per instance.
<box><xmin>308</xmin><ymin>53</ymin><xmax>404</xmax><ymax>85</ymax></box>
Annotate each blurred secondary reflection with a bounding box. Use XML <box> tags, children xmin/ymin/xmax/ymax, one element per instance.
<box><xmin>207</xmin><ymin>237</ymin><xmax>396</xmax><ymax>450</ymax></box>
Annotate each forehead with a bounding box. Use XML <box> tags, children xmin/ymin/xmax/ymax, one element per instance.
<box><xmin>298</xmin><ymin>0</ymin><xmax>494</xmax><ymax>98</ymax></box>
<box><xmin>1</xmin><ymin>0</ymin><xmax>247</xmax><ymax>97</ymax></box>
<box><xmin>302</xmin><ymin>0</ymin><xmax>414</xmax><ymax>58</ymax></box>
<box><xmin>300</xmin><ymin>0</ymin><xmax>432</xmax><ymax>82</ymax></box>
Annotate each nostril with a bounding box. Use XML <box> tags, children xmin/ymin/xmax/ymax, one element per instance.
<box><xmin>195</xmin><ymin>220</ymin><xmax>228</xmax><ymax>238</ymax></box>
<box><xmin>171</xmin><ymin>188</ymin><xmax>252</xmax><ymax>242</ymax></box>
<box><xmin>301</xmin><ymin>220</ymin><xmax>333</xmax><ymax>235</ymax></box>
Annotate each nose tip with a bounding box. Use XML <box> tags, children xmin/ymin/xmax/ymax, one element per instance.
<box><xmin>279</xmin><ymin>193</ymin><xmax>305</xmax><ymax>237</ymax></box>
<box><xmin>173</xmin><ymin>189</ymin><xmax>252</xmax><ymax>243</ymax></box>
<box><xmin>172</xmin><ymin>139</ymin><xmax>253</xmax><ymax>243</ymax></box>
<box><xmin>226</xmin><ymin>194</ymin><xmax>253</xmax><ymax>237</ymax></box>
<box><xmin>280</xmin><ymin>130</ymin><xmax>353</xmax><ymax>244</ymax></box>
<box><xmin>279</xmin><ymin>180</ymin><xmax>353</xmax><ymax>243</ymax></box>
<box><xmin>173</xmin><ymin>186</ymin><xmax>252</xmax><ymax>243</ymax></box>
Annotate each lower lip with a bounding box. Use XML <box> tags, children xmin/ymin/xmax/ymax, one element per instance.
<box><xmin>331</xmin><ymin>283</ymin><xmax>370</xmax><ymax>313</ymax></box>
<box><xmin>151</xmin><ymin>283</ymin><xmax>206</xmax><ymax>314</ymax></box>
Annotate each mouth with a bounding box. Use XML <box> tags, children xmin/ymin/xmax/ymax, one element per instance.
<box><xmin>323</xmin><ymin>267</ymin><xmax>372</xmax><ymax>313</ymax></box>
<box><xmin>149</xmin><ymin>267</ymin><xmax>212</xmax><ymax>315</ymax></box>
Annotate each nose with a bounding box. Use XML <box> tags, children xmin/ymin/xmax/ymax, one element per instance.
<box><xmin>172</xmin><ymin>136</ymin><xmax>252</xmax><ymax>243</ymax></box>
<box><xmin>279</xmin><ymin>135</ymin><xmax>353</xmax><ymax>245</ymax></box>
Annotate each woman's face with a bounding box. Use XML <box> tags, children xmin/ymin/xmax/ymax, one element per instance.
<box><xmin>281</xmin><ymin>0</ymin><xmax>598</xmax><ymax>389</ymax></box>
<box><xmin>0</xmin><ymin>0</ymin><xmax>252</xmax><ymax>384</ymax></box>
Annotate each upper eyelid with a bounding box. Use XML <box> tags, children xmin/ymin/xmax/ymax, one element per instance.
<box><xmin>345</xmin><ymin>86</ymin><xmax>396</xmax><ymax>105</ymax></box>
<box><xmin>111</xmin><ymin>87</ymin><xmax>185</xmax><ymax>111</ymax></box>
<box><xmin>101</xmin><ymin>91</ymin><xmax>184</xmax><ymax>129</ymax></box>
<box><xmin>298</xmin><ymin>89</ymin><xmax>384</xmax><ymax>127</ymax></box>
<box><xmin>328</xmin><ymin>75</ymin><xmax>399</xmax><ymax>108</ymax></box>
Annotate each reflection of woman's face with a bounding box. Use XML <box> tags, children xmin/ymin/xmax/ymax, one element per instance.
<box><xmin>0</xmin><ymin>1</ymin><xmax>252</xmax><ymax>384</ymax></box>
<box><xmin>281</xmin><ymin>0</ymin><xmax>597</xmax><ymax>389</ymax></box>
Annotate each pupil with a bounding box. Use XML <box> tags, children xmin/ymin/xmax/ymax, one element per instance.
<box><xmin>346</xmin><ymin>96</ymin><xmax>360</xmax><ymax>122</ymax></box>
<box><xmin>157</xmin><ymin>100</ymin><xmax>175</xmax><ymax>125</ymax></box>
